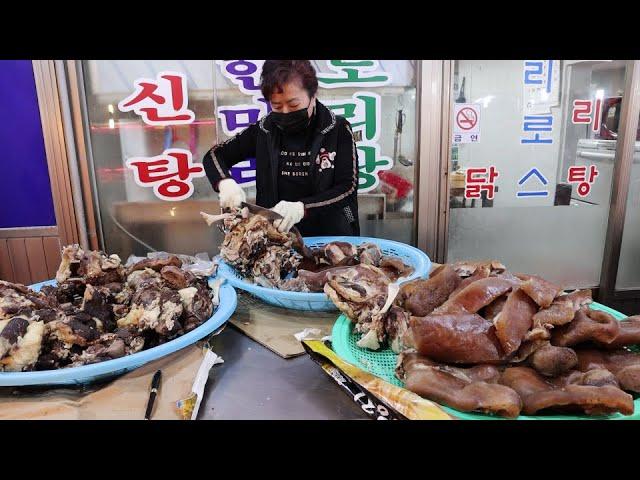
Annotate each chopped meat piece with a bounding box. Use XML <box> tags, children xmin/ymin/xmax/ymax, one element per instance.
<box><xmin>51</xmin><ymin>280</ymin><xmax>86</xmax><ymax>304</ymax></box>
<box><xmin>552</xmin><ymin>308</ymin><xmax>620</xmax><ymax>347</ymax></box>
<box><xmin>126</xmin><ymin>268</ymin><xmax>161</xmax><ymax>290</ymax></box>
<box><xmin>483</xmin><ymin>296</ymin><xmax>507</xmax><ymax>322</ymax></box>
<box><xmin>378</xmin><ymin>256</ymin><xmax>415</xmax><ymax>282</ymax></box>
<box><xmin>561</xmin><ymin>369</ymin><xmax>620</xmax><ymax>388</ymax></box>
<box><xmin>433</xmin><ymin>277</ymin><xmax>517</xmax><ymax>315</ymax></box>
<box><xmin>126</xmin><ymin>255</ymin><xmax>182</xmax><ymax>275</ymax></box>
<box><xmin>160</xmin><ymin>265</ymin><xmax>195</xmax><ymax>290</ymax></box>
<box><xmin>357</xmin><ymin>243</ymin><xmax>383</xmax><ymax>266</ymax></box>
<box><xmin>576</xmin><ymin>349</ymin><xmax>640</xmax><ymax>393</ymax></box>
<box><xmin>49</xmin><ymin>312</ymin><xmax>102</xmax><ymax>347</ymax></box>
<box><xmin>35</xmin><ymin>339</ymin><xmax>73</xmax><ymax>370</ymax></box>
<box><xmin>278</xmin><ymin>276</ymin><xmax>312</xmax><ymax>293</ymax></box>
<box><xmin>178</xmin><ymin>280</ymin><xmax>213</xmax><ymax>331</ymax></box>
<box><xmin>493</xmin><ymin>288</ymin><xmax>537</xmax><ymax>355</ymax></box>
<box><xmin>509</xmin><ymin>339</ymin><xmax>549</xmax><ymax>363</ymax></box>
<box><xmin>285</xmin><ymin>267</ymin><xmax>353</xmax><ymax>293</ymax></box>
<box><xmin>250</xmin><ymin>245</ymin><xmax>302</xmax><ymax>288</ymax></box>
<box><xmin>452</xmin><ymin>260</ymin><xmax>506</xmax><ymax>278</ymax></box>
<box><xmin>210</xmin><ymin>208</ymin><xmax>304</xmax><ymax>287</ymax></box>
<box><xmin>68</xmin><ymin>330</ymin><xmax>144</xmax><ymax>367</ymax></box>
<box><xmin>600</xmin><ymin>315</ymin><xmax>640</xmax><ymax>349</ymax></box>
<box><xmin>532</xmin><ymin>289</ymin><xmax>593</xmax><ymax>328</ymax></box>
<box><xmin>406</xmin><ymin>313</ymin><xmax>504</xmax><ymax>364</ymax></box>
<box><xmin>396</xmin><ymin>264</ymin><xmax>460</xmax><ymax>317</ymax></box>
<box><xmin>55</xmin><ymin>244</ymin><xmax>83</xmax><ymax>283</ymax></box>
<box><xmin>0</xmin><ymin>316</ymin><xmax>30</xmax><ymax>359</ymax></box>
<box><xmin>449</xmin><ymin>264</ymin><xmax>491</xmax><ymax>297</ymax></box>
<box><xmin>0</xmin><ymin>280</ymin><xmax>29</xmax><ymax>295</ymax></box>
<box><xmin>396</xmin><ymin>352</ymin><xmax>522</xmax><ymax>418</ymax></box>
<box><xmin>81</xmin><ymin>284</ymin><xmax>116</xmax><ymax>332</ymax></box>
<box><xmin>0</xmin><ymin>320</ymin><xmax>45</xmax><ymax>371</ymax></box>
<box><xmin>324</xmin><ymin>264</ymin><xmax>398</xmax><ymax>349</ymax></box>
<box><xmin>57</xmin><ymin>245</ymin><xmax>125</xmax><ymax>285</ymax></box>
<box><xmin>529</xmin><ymin>343</ymin><xmax>578</xmax><ymax>377</ymax></box>
<box><xmin>118</xmin><ymin>285</ymin><xmax>184</xmax><ymax>336</ymax></box>
<box><xmin>499</xmin><ymin>366</ymin><xmax>633</xmax><ymax>416</ymax></box>
<box><xmin>0</xmin><ymin>281</ymin><xmax>38</xmax><ymax>320</ymax></box>
<box><xmin>516</xmin><ymin>274</ymin><xmax>563</xmax><ymax>308</ymax></box>
<box><xmin>321</xmin><ymin>241</ymin><xmax>358</xmax><ymax>266</ymax></box>
<box><xmin>384</xmin><ymin>306</ymin><xmax>411</xmax><ymax>353</ymax></box>
<box><xmin>34</xmin><ymin>308</ymin><xmax>61</xmax><ymax>324</ymax></box>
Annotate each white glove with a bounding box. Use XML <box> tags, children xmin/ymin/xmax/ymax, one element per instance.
<box><xmin>271</xmin><ymin>201</ymin><xmax>305</xmax><ymax>233</ymax></box>
<box><xmin>218</xmin><ymin>178</ymin><xmax>246</xmax><ymax>210</ymax></box>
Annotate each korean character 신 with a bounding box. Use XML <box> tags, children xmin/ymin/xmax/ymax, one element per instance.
<box><xmin>119</xmin><ymin>72</ymin><xmax>195</xmax><ymax>126</ymax></box>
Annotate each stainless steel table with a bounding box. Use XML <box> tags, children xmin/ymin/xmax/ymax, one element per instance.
<box><xmin>198</xmin><ymin>326</ymin><xmax>369</xmax><ymax>420</ymax></box>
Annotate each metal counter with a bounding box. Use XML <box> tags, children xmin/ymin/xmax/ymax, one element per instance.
<box><xmin>198</xmin><ymin>326</ymin><xmax>368</xmax><ymax>420</ymax></box>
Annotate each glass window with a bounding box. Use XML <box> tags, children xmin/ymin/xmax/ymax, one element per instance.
<box><xmin>615</xmin><ymin>83</ymin><xmax>640</xmax><ymax>291</ymax></box>
<box><xmin>213</xmin><ymin>60</ymin><xmax>419</xmax><ymax>245</ymax></box>
<box><xmin>447</xmin><ymin>60</ymin><xmax>627</xmax><ymax>288</ymax></box>
<box><xmin>83</xmin><ymin>60</ymin><xmax>419</xmax><ymax>260</ymax></box>
<box><xmin>82</xmin><ymin>60</ymin><xmax>220</xmax><ymax>257</ymax></box>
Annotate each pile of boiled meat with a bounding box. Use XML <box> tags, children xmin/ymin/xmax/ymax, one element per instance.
<box><xmin>201</xmin><ymin>206</ymin><xmax>414</xmax><ymax>291</ymax></box>
<box><xmin>0</xmin><ymin>245</ymin><xmax>217</xmax><ymax>372</ymax></box>
<box><xmin>328</xmin><ymin>260</ymin><xmax>640</xmax><ymax>417</ymax></box>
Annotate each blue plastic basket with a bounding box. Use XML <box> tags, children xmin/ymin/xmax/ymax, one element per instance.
<box><xmin>218</xmin><ymin>236</ymin><xmax>431</xmax><ymax>311</ymax></box>
<box><xmin>0</xmin><ymin>278</ymin><xmax>237</xmax><ymax>386</ymax></box>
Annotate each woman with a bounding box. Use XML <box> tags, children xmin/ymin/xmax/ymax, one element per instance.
<box><xmin>203</xmin><ymin>60</ymin><xmax>360</xmax><ymax>236</ymax></box>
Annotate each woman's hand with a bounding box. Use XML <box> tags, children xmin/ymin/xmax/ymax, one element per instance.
<box><xmin>271</xmin><ymin>201</ymin><xmax>305</xmax><ymax>233</ymax></box>
<box><xmin>218</xmin><ymin>178</ymin><xmax>246</xmax><ymax>209</ymax></box>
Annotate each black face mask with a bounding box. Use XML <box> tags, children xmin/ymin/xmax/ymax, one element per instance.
<box><xmin>271</xmin><ymin>102</ymin><xmax>313</xmax><ymax>134</ymax></box>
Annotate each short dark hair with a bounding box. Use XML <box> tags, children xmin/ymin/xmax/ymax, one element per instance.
<box><xmin>260</xmin><ymin>60</ymin><xmax>318</xmax><ymax>100</ymax></box>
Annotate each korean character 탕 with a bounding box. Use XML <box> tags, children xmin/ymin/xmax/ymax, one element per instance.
<box><xmin>126</xmin><ymin>149</ymin><xmax>206</xmax><ymax>201</ymax></box>
<box><xmin>568</xmin><ymin>165</ymin><xmax>599</xmax><ymax>197</ymax></box>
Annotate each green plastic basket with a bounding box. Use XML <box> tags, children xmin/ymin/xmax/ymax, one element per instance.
<box><xmin>331</xmin><ymin>302</ymin><xmax>640</xmax><ymax>420</ymax></box>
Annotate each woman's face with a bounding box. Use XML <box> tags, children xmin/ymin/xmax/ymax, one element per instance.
<box><xmin>269</xmin><ymin>80</ymin><xmax>315</xmax><ymax>116</ymax></box>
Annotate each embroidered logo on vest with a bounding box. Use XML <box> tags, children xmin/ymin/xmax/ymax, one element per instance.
<box><xmin>316</xmin><ymin>148</ymin><xmax>336</xmax><ymax>172</ymax></box>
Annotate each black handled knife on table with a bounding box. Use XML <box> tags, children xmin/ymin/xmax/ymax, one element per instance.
<box><xmin>144</xmin><ymin>370</ymin><xmax>162</xmax><ymax>420</ymax></box>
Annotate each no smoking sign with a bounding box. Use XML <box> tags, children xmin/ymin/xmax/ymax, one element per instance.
<box><xmin>453</xmin><ymin>103</ymin><xmax>481</xmax><ymax>144</ymax></box>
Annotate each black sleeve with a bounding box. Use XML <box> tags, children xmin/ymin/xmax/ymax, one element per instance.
<box><xmin>202</xmin><ymin>124</ymin><xmax>259</xmax><ymax>191</ymax></box>
<box><xmin>299</xmin><ymin>119</ymin><xmax>358</xmax><ymax>213</ymax></box>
